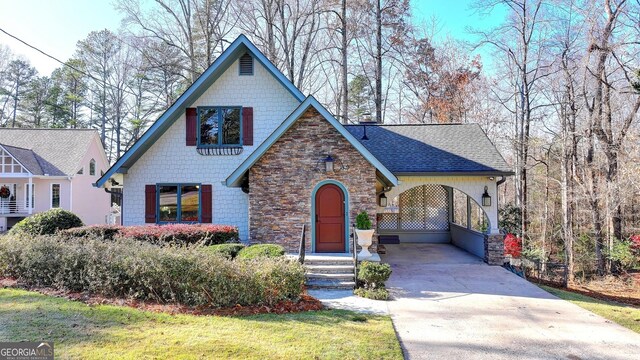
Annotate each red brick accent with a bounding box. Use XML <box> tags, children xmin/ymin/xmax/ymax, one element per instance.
<box><xmin>249</xmin><ymin>108</ymin><xmax>378</xmax><ymax>253</ymax></box>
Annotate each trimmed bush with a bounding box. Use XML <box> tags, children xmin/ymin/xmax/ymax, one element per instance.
<box><xmin>357</xmin><ymin>261</ymin><xmax>392</xmax><ymax>289</ymax></box>
<box><xmin>118</xmin><ymin>224</ymin><xmax>238</xmax><ymax>245</ymax></box>
<box><xmin>0</xmin><ymin>234</ymin><xmax>304</xmax><ymax>307</ymax></box>
<box><xmin>59</xmin><ymin>224</ymin><xmax>123</xmax><ymax>241</ymax></box>
<box><xmin>237</xmin><ymin>244</ymin><xmax>285</xmax><ymax>260</ymax></box>
<box><xmin>9</xmin><ymin>208</ymin><xmax>83</xmax><ymax>236</ymax></box>
<box><xmin>354</xmin><ymin>287</ymin><xmax>389</xmax><ymax>300</ymax></box>
<box><xmin>59</xmin><ymin>224</ymin><xmax>239</xmax><ymax>246</ymax></box>
<box><xmin>203</xmin><ymin>243</ymin><xmax>246</xmax><ymax>259</ymax></box>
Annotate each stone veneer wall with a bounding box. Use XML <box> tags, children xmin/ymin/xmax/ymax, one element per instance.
<box><xmin>249</xmin><ymin>108</ymin><xmax>378</xmax><ymax>253</ymax></box>
<box><xmin>484</xmin><ymin>233</ymin><xmax>505</xmax><ymax>265</ymax></box>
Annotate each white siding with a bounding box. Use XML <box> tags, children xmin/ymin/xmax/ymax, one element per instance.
<box><xmin>123</xmin><ymin>58</ymin><xmax>301</xmax><ymax>240</ymax></box>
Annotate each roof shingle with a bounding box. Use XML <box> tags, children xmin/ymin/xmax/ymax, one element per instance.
<box><xmin>344</xmin><ymin>123</ymin><xmax>512</xmax><ymax>175</ymax></box>
<box><xmin>0</xmin><ymin>129</ymin><xmax>98</xmax><ymax>176</ymax></box>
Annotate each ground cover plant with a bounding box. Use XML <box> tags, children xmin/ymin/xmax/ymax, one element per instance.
<box><xmin>237</xmin><ymin>244</ymin><xmax>285</xmax><ymax>259</ymax></box>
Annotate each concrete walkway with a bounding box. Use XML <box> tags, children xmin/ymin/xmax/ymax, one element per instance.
<box><xmin>307</xmin><ymin>289</ymin><xmax>389</xmax><ymax>315</ymax></box>
<box><xmin>381</xmin><ymin>243</ymin><xmax>640</xmax><ymax>360</ymax></box>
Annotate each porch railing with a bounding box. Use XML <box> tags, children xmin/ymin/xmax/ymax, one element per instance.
<box><xmin>351</xmin><ymin>224</ymin><xmax>358</xmax><ymax>288</ymax></box>
<box><xmin>298</xmin><ymin>224</ymin><xmax>306</xmax><ymax>264</ymax></box>
<box><xmin>0</xmin><ymin>202</ymin><xmax>32</xmax><ymax>215</ymax></box>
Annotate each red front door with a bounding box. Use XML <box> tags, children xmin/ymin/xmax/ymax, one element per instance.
<box><xmin>315</xmin><ymin>184</ymin><xmax>346</xmax><ymax>253</ymax></box>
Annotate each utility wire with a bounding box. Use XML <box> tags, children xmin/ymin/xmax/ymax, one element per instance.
<box><xmin>0</xmin><ymin>27</ymin><xmax>147</xmax><ymax>99</ymax></box>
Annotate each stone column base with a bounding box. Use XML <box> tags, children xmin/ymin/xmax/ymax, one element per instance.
<box><xmin>484</xmin><ymin>233</ymin><xmax>505</xmax><ymax>265</ymax></box>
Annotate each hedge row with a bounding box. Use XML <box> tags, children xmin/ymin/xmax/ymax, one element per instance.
<box><xmin>60</xmin><ymin>224</ymin><xmax>239</xmax><ymax>246</ymax></box>
<box><xmin>0</xmin><ymin>234</ymin><xmax>304</xmax><ymax>307</ymax></box>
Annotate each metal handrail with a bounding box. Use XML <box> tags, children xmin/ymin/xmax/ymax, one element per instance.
<box><xmin>352</xmin><ymin>224</ymin><xmax>358</xmax><ymax>288</ymax></box>
<box><xmin>298</xmin><ymin>224</ymin><xmax>306</xmax><ymax>264</ymax></box>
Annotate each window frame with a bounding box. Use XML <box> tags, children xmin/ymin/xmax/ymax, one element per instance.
<box><xmin>24</xmin><ymin>183</ymin><xmax>34</xmax><ymax>209</ymax></box>
<box><xmin>89</xmin><ymin>159</ymin><xmax>96</xmax><ymax>176</ymax></box>
<box><xmin>50</xmin><ymin>183</ymin><xmax>60</xmax><ymax>209</ymax></box>
<box><xmin>196</xmin><ymin>106</ymin><xmax>243</xmax><ymax>148</ymax></box>
<box><xmin>155</xmin><ymin>183</ymin><xmax>202</xmax><ymax>224</ymax></box>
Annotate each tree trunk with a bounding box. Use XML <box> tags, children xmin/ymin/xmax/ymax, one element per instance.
<box><xmin>341</xmin><ymin>0</ymin><xmax>348</xmax><ymax>124</ymax></box>
<box><xmin>375</xmin><ymin>0</ymin><xmax>382</xmax><ymax>123</ymax></box>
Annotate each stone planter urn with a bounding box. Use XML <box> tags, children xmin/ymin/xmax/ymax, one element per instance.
<box><xmin>356</xmin><ymin>229</ymin><xmax>375</xmax><ymax>259</ymax></box>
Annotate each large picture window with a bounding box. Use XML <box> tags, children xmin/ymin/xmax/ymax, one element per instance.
<box><xmin>198</xmin><ymin>107</ymin><xmax>241</xmax><ymax>147</ymax></box>
<box><xmin>157</xmin><ymin>184</ymin><xmax>201</xmax><ymax>223</ymax></box>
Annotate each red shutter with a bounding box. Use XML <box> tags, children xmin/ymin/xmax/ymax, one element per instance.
<box><xmin>145</xmin><ymin>185</ymin><xmax>156</xmax><ymax>223</ymax></box>
<box><xmin>201</xmin><ymin>184</ymin><xmax>212</xmax><ymax>223</ymax></box>
<box><xmin>242</xmin><ymin>107</ymin><xmax>253</xmax><ymax>146</ymax></box>
<box><xmin>186</xmin><ymin>107</ymin><xmax>197</xmax><ymax>146</ymax></box>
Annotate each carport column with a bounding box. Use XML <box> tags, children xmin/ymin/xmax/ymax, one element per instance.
<box><xmin>484</xmin><ymin>233</ymin><xmax>505</xmax><ymax>265</ymax></box>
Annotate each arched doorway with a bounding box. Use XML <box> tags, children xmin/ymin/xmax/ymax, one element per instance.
<box><xmin>313</xmin><ymin>182</ymin><xmax>347</xmax><ymax>253</ymax></box>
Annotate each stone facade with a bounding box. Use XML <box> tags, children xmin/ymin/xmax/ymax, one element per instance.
<box><xmin>122</xmin><ymin>58</ymin><xmax>300</xmax><ymax>240</ymax></box>
<box><xmin>249</xmin><ymin>108</ymin><xmax>378</xmax><ymax>253</ymax></box>
<box><xmin>484</xmin><ymin>233</ymin><xmax>505</xmax><ymax>265</ymax></box>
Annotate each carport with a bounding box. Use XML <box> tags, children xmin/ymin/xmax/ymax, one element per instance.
<box><xmin>345</xmin><ymin>123</ymin><xmax>513</xmax><ymax>265</ymax></box>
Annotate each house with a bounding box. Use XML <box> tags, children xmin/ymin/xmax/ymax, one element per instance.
<box><xmin>96</xmin><ymin>35</ymin><xmax>512</xmax><ymax>264</ymax></box>
<box><xmin>0</xmin><ymin>129</ymin><xmax>111</xmax><ymax>230</ymax></box>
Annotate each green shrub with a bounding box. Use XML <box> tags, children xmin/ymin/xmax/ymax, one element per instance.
<box><xmin>354</xmin><ymin>287</ymin><xmax>389</xmax><ymax>300</ymax></box>
<box><xmin>357</xmin><ymin>261</ymin><xmax>392</xmax><ymax>289</ymax></box>
<box><xmin>203</xmin><ymin>243</ymin><xmax>246</xmax><ymax>259</ymax></box>
<box><xmin>237</xmin><ymin>244</ymin><xmax>285</xmax><ymax>260</ymax></box>
<box><xmin>9</xmin><ymin>209</ymin><xmax>83</xmax><ymax>236</ymax></box>
<box><xmin>605</xmin><ymin>239</ymin><xmax>638</xmax><ymax>273</ymax></box>
<box><xmin>355</xmin><ymin>211</ymin><xmax>372</xmax><ymax>230</ymax></box>
<box><xmin>0</xmin><ymin>234</ymin><xmax>304</xmax><ymax>307</ymax></box>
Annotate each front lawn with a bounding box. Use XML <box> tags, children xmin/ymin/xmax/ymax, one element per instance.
<box><xmin>542</xmin><ymin>285</ymin><xmax>640</xmax><ymax>334</ymax></box>
<box><xmin>0</xmin><ymin>288</ymin><xmax>402</xmax><ymax>359</ymax></box>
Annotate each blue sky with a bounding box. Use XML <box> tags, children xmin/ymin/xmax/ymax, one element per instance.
<box><xmin>0</xmin><ymin>0</ymin><xmax>504</xmax><ymax>76</ymax></box>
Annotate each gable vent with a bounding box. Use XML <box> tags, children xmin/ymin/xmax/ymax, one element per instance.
<box><xmin>239</xmin><ymin>53</ymin><xmax>254</xmax><ymax>76</ymax></box>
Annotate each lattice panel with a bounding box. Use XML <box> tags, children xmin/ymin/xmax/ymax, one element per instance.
<box><xmin>377</xmin><ymin>213</ymin><xmax>399</xmax><ymax>230</ymax></box>
<box><xmin>399</xmin><ymin>185</ymin><xmax>449</xmax><ymax>231</ymax></box>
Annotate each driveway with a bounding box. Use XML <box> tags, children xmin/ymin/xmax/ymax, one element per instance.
<box><xmin>381</xmin><ymin>244</ymin><xmax>640</xmax><ymax>360</ymax></box>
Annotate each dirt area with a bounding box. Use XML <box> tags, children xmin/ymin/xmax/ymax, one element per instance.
<box><xmin>0</xmin><ymin>277</ymin><xmax>324</xmax><ymax>316</ymax></box>
<box><xmin>532</xmin><ymin>273</ymin><xmax>640</xmax><ymax>307</ymax></box>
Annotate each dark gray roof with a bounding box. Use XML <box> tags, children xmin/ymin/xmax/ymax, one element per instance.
<box><xmin>0</xmin><ymin>144</ymin><xmax>46</xmax><ymax>175</ymax></box>
<box><xmin>0</xmin><ymin>129</ymin><xmax>98</xmax><ymax>176</ymax></box>
<box><xmin>344</xmin><ymin>123</ymin><xmax>512</xmax><ymax>175</ymax></box>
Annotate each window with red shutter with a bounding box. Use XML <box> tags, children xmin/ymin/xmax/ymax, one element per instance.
<box><xmin>186</xmin><ymin>108</ymin><xmax>197</xmax><ymax>146</ymax></box>
<box><xmin>145</xmin><ymin>185</ymin><xmax>156</xmax><ymax>223</ymax></box>
<box><xmin>242</xmin><ymin>107</ymin><xmax>253</xmax><ymax>146</ymax></box>
<box><xmin>201</xmin><ymin>184</ymin><xmax>212</xmax><ymax>223</ymax></box>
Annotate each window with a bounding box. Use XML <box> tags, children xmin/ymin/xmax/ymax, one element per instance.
<box><xmin>157</xmin><ymin>184</ymin><xmax>200</xmax><ymax>223</ymax></box>
<box><xmin>239</xmin><ymin>53</ymin><xmax>253</xmax><ymax>75</ymax></box>
<box><xmin>51</xmin><ymin>184</ymin><xmax>60</xmax><ymax>208</ymax></box>
<box><xmin>198</xmin><ymin>107</ymin><xmax>242</xmax><ymax>147</ymax></box>
<box><xmin>89</xmin><ymin>159</ymin><xmax>96</xmax><ymax>176</ymax></box>
<box><xmin>24</xmin><ymin>183</ymin><xmax>34</xmax><ymax>209</ymax></box>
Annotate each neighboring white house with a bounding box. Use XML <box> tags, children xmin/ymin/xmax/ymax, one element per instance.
<box><xmin>0</xmin><ymin>129</ymin><xmax>111</xmax><ymax>230</ymax></box>
<box><xmin>97</xmin><ymin>35</ymin><xmax>512</xmax><ymax>265</ymax></box>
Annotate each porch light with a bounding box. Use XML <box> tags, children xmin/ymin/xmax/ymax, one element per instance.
<box><xmin>482</xmin><ymin>186</ymin><xmax>491</xmax><ymax>207</ymax></box>
<box><xmin>324</xmin><ymin>155</ymin><xmax>335</xmax><ymax>172</ymax></box>
<box><xmin>379</xmin><ymin>193</ymin><xmax>388</xmax><ymax>207</ymax></box>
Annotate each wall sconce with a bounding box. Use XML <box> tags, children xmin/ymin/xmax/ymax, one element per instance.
<box><xmin>379</xmin><ymin>192</ymin><xmax>388</xmax><ymax>207</ymax></box>
<box><xmin>482</xmin><ymin>186</ymin><xmax>491</xmax><ymax>207</ymax></box>
<box><xmin>324</xmin><ymin>155</ymin><xmax>335</xmax><ymax>172</ymax></box>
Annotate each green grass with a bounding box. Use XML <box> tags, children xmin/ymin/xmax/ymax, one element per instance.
<box><xmin>542</xmin><ymin>285</ymin><xmax>640</xmax><ymax>334</ymax></box>
<box><xmin>0</xmin><ymin>288</ymin><xmax>402</xmax><ymax>359</ymax></box>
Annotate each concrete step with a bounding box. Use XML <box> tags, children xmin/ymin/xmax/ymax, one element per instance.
<box><xmin>303</xmin><ymin>256</ymin><xmax>354</xmax><ymax>266</ymax></box>
<box><xmin>306</xmin><ymin>279</ymin><xmax>356</xmax><ymax>290</ymax></box>
<box><xmin>305</xmin><ymin>264</ymin><xmax>354</xmax><ymax>274</ymax></box>
<box><xmin>306</xmin><ymin>272</ymin><xmax>354</xmax><ymax>281</ymax></box>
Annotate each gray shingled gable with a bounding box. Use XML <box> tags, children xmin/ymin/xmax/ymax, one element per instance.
<box><xmin>0</xmin><ymin>144</ymin><xmax>45</xmax><ymax>175</ymax></box>
<box><xmin>0</xmin><ymin>129</ymin><xmax>97</xmax><ymax>176</ymax></box>
<box><xmin>344</xmin><ymin>123</ymin><xmax>512</xmax><ymax>175</ymax></box>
